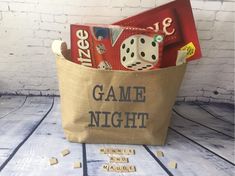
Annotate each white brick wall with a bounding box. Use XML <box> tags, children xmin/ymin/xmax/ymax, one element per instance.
<box><xmin>0</xmin><ymin>0</ymin><xmax>234</xmax><ymax>104</ymax></box>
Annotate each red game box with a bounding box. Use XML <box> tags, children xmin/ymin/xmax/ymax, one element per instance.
<box><xmin>114</xmin><ymin>0</ymin><xmax>202</xmax><ymax>67</ymax></box>
<box><xmin>70</xmin><ymin>24</ymin><xmax>164</xmax><ymax>71</ymax></box>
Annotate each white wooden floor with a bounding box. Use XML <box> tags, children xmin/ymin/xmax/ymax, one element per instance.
<box><xmin>0</xmin><ymin>96</ymin><xmax>234</xmax><ymax>176</ymax></box>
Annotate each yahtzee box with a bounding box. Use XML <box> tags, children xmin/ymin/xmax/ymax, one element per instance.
<box><xmin>71</xmin><ymin>24</ymin><xmax>164</xmax><ymax>71</ymax></box>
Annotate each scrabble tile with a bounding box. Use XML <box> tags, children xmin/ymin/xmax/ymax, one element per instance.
<box><xmin>156</xmin><ymin>151</ymin><xmax>164</xmax><ymax>157</ymax></box>
<box><xmin>115</xmin><ymin>165</ymin><xmax>122</xmax><ymax>172</ymax></box>
<box><xmin>100</xmin><ymin>148</ymin><xmax>105</xmax><ymax>154</ymax></box>
<box><xmin>102</xmin><ymin>164</ymin><xmax>109</xmax><ymax>171</ymax></box>
<box><xmin>110</xmin><ymin>156</ymin><xmax>116</xmax><ymax>162</ymax></box>
<box><xmin>116</xmin><ymin>149</ymin><xmax>123</xmax><ymax>155</ymax></box>
<box><xmin>122</xmin><ymin>149</ymin><xmax>128</xmax><ymax>155</ymax></box>
<box><xmin>168</xmin><ymin>161</ymin><xmax>177</xmax><ymax>169</ymax></box>
<box><xmin>105</xmin><ymin>148</ymin><xmax>112</xmax><ymax>154</ymax></box>
<box><xmin>49</xmin><ymin>157</ymin><xmax>58</xmax><ymax>166</ymax></box>
<box><xmin>129</xmin><ymin>149</ymin><xmax>135</xmax><ymax>155</ymax></box>
<box><xmin>108</xmin><ymin>165</ymin><xmax>116</xmax><ymax>172</ymax></box>
<box><xmin>61</xmin><ymin>149</ymin><xmax>70</xmax><ymax>157</ymax></box>
<box><xmin>73</xmin><ymin>161</ymin><xmax>82</xmax><ymax>168</ymax></box>
<box><xmin>111</xmin><ymin>148</ymin><xmax>117</xmax><ymax>154</ymax></box>
<box><xmin>128</xmin><ymin>165</ymin><xmax>136</xmax><ymax>172</ymax></box>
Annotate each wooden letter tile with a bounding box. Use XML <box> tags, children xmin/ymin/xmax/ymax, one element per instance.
<box><xmin>102</xmin><ymin>164</ymin><xmax>109</xmax><ymax>171</ymax></box>
<box><xmin>168</xmin><ymin>161</ymin><xmax>177</xmax><ymax>169</ymax></box>
<box><xmin>61</xmin><ymin>149</ymin><xmax>70</xmax><ymax>157</ymax></box>
<box><xmin>156</xmin><ymin>151</ymin><xmax>164</xmax><ymax>157</ymax></box>
<box><xmin>108</xmin><ymin>165</ymin><xmax>116</xmax><ymax>172</ymax></box>
<box><xmin>73</xmin><ymin>161</ymin><xmax>82</xmax><ymax>168</ymax></box>
<box><xmin>49</xmin><ymin>157</ymin><xmax>58</xmax><ymax>166</ymax></box>
<box><xmin>128</xmin><ymin>165</ymin><xmax>136</xmax><ymax>172</ymax></box>
<box><xmin>99</xmin><ymin>148</ymin><xmax>105</xmax><ymax>154</ymax></box>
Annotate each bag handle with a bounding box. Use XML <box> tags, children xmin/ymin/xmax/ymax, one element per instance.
<box><xmin>52</xmin><ymin>40</ymin><xmax>71</xmax><ymax>60</ymax></box>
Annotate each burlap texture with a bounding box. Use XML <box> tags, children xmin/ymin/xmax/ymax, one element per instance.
<box><xmin>56</xmin><ymin>54</ymin><xmax>186</xmax><ymax>145</ymax></box>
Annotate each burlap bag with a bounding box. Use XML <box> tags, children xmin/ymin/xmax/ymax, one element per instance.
<box><xmin>55</xmin><ymin>51</ymin><xmax>186</xmax><ymax>145</ymax></box>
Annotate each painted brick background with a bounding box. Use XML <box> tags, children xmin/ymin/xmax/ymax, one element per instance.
<box><xmin>0</xmin><ymin>0</ymin><xmax>234</xmax><ymax>103</ymax></box>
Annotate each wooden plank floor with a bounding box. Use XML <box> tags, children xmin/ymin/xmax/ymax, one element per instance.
<box><xmin>0</xmin><ymin>96</ymin><xmax>234</xmax><ymax>176</ymax></box>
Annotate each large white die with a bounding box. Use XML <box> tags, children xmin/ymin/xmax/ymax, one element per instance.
<box><xmin>120</xmin><ymin>35</ymin><xmax>160</xmax><ymax>71</ymax></box>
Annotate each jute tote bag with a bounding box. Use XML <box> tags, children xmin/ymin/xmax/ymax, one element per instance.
<box><xmin>55</xmin><ymin>50</ymin><xmax>186</xmax><ymax>145</ymax></box>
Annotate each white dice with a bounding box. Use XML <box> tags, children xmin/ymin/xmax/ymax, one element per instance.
<box><xmin>120</xmin><ymin>35</ymin><xmax>160</xmax><ymax>71</ymax></box>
